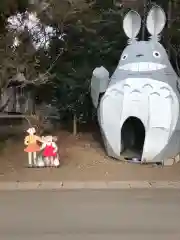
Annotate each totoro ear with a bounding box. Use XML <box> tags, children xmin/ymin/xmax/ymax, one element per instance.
<box><xmin>146</xmin><ymin>5</ymin><xmax>166</xmax><ymax>37</ymax></box>
<box><xmin>123</xmin><ymin>10</ymin><xmax>141</xmax><ymax>40</ymax></box>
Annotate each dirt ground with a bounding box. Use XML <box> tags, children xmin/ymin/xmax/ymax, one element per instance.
<box><xmin>0</xmin><ymin>129</ymin><xmax>180</xmax><ymax>182</ymax></box>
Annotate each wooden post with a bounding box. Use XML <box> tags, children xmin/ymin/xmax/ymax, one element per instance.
<box><xmin>73</xmin><ymin>114</ymin><xmax>77</xmax><ymax>136</ymax></box>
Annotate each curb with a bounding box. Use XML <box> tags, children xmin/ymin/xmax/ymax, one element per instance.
<box><xmin>0</xmin><ymin>181</ymin><xmax>180</xmax><ymax>190</ymax></box>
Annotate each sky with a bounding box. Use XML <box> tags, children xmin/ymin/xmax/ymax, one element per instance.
<box><xmin>7</xmin><ymin>11</ymin><xmax>61</xmax><ymax>50</ymax></box>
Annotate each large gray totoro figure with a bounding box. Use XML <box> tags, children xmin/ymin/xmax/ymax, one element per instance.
<box><xmin>90</xmin><ymin>5</ymin><xmax>180</xmax><ymax>165</ymax></box>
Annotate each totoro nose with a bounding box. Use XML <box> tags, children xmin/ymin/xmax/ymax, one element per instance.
<box><xmin>136</xmin><ymin>54</ymin><xmax>144</xmax><ymax>57</ymax></box>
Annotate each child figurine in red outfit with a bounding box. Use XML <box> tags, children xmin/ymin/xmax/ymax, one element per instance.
<box><xmin>40</xmin><ymin>135</ymin><xmax>59</xmax><ymax>167</ymax></box>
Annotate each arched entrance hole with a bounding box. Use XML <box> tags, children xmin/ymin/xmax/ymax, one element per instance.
<box><xmin>121</xmin><ymin>117</ymin><xmax>145</xmax><ymax>159</ymax></box>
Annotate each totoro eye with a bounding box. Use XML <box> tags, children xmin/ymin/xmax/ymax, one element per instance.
<box><xmin>121</xmin><ymin>54</ymin><xmax>128</xmax><ymax>60</ymax></box>
<box><xmin>153</xmin><ymin>51</ymin><xmax>161</xmax><ymax>58</ymax></box>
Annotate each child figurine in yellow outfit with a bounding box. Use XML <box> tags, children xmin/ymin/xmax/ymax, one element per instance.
<box><xmin>24</xmin><ymin>127</ymin><xmax>41</xmax><ymax>167</ymax></box>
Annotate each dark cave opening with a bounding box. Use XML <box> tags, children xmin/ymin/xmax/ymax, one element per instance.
<box><xmin>121</xmin><ymin>117</ymin><xmax>145</xmax><ymax>159</ymax></box>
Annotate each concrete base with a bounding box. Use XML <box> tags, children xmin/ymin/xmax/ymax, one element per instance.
<box><xmin>163</xmin><ymin>158</ymin><xmax>175</xmax><ymax>166</ymax></box>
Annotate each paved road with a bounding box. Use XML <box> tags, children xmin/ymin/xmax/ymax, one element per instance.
<box><xmin>0</xmin><ymin>189</ymin><xmax>180</xmax><ymax>240</ymax></box>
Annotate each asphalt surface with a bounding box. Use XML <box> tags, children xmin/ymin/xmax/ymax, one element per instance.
<box><xmin>0</xmin><ymin>189</ymin><xmax>180</xmax><ymax>239</ymax></box>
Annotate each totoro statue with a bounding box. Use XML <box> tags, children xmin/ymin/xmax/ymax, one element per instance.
<box><xmin>90</xmin><ymin>5</ymin><xmax>180</xmax><ymax>165</ymax></box>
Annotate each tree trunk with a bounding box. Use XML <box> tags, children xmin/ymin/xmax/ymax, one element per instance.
<box><xmin>73</xmin><ymin>114</ymin><xmax>77</xmax><ymax>136</ymax></box>
<box><xmin>0</xmin><ymin>97</ymin><xmax>11</xmax><ymax>112</ymax></box>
